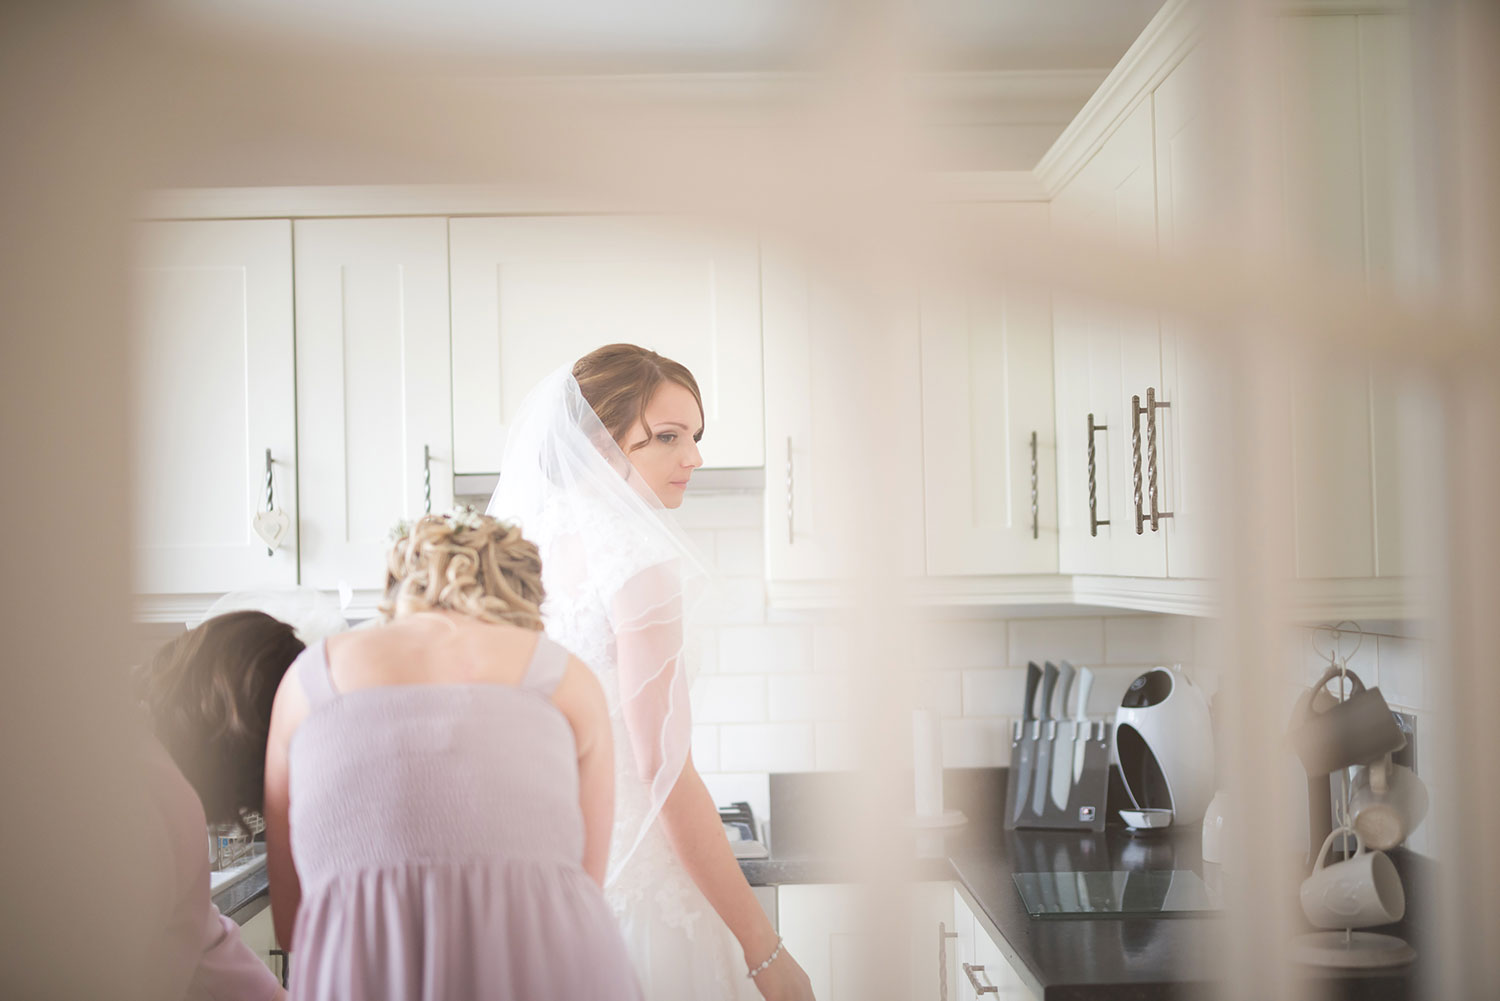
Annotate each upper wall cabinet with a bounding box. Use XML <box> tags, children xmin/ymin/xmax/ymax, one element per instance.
<box><xmin>132</xmin><ymin>220</ymin><xmax>298</xmax><ymax>594</ymax></box>
<box><xmin>1278</xmin><ymin>12</ymin><xmax>1417</xmax><ymax>582</ymax></box>
<box><xmin>1051</xmin><ymin>99</ymin><xmax>1168</xmax><ymax>579</ymax></box>
<box><xmin>293</xmin><ymin>218</ymin><xmax>454</xmax><ymax>591</ymax></box>
<box><xmin>761</xmin><ymin>250</ymin><xmax>925</xmax><ymax>589</ymax></box>
<box><xmin>920</xmin><ymin>203</ymin><xmax>1058</xmax><ymax>577</ymax></box>
<box><xmin>448</xmin><ymin>216</ymin><xmax>765</xmax><ymax>474</ymax></box>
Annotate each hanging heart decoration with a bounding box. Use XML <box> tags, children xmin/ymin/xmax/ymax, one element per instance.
<box><xmin>253</xmin><ymin>507</ymin><xmax>291</xmax><ymax>551</ymax></box>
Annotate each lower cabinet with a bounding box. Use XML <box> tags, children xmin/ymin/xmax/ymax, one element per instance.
<box><xmin>951</xmin><ymin>886</ymin><xmax>1037</xmax><ymax>1001</ymax></box>
<box><xmin>235</xmin><ymin>900</ymin><xmax>282</xmax><ymax>978</ymax></box>
<box><xmin>774</xmin><ymin>882</ymin><xmax>1036</xmax><ymax>1001</ymax></box>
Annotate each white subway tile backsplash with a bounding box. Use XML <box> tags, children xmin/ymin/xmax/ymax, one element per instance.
<box><xmin>719</xmin><ymin>625</ymin><xmax>813</xmax><ymax>674</ymax></box>
<box><xmin>941</xmin><ymin>718</ymin><xmax>1012</xmax><ymax>768</ymax></box>
<box><xmin>924</xmin><ymin>618</ymin><xmax>1010</xmax><ymax>670</ymax></box>
<box><xmin>693</xmin><ymin>675</ymin><xmax>768</xmax><ymax>724</ymax></box>
<box><xmin>912</xmin><ymin>670</ymin><xmax>963</xmax><ymax>717</ymax></box>
<box><xmin>962</xmin><ymin>668</ymin><xmax>1028</xmax><ymax>718</ymax></box>
<box><xmin>814</xmin><ymin>721</ymin><xmax>859</xmax><ymax>771</ymax></box>
<box><xmin>684</xmin><ymin>529</ymin><xmax>718</xmax><ymax>564</ymax></box>
<box><xmin>1376</xmin><ymin>635</ymin><xmax>1426</xmax><ymax>710</ymax></box>
<box><xmin>700</xmin><ymin>577</ymin><xmax>768</xmax><ymax>626</ymax></box>
<box><xmin>1008</xmin><ymin>617</ymin><xmax>1105</xmax><ymax>668</ymax></box>
<box><xmin>813</xmin><ymin>625</ymin><xmax>853</xmax><ymax>673</ymax></box>
<box><xmin>1103</xmin><ymin>615</ymin><xmax>1195</xmax><ymax>666</ymax></box>
<box><xmin>692</xmin><ymin>725</ymin><xmax>720</xmax><ymax>772</ymax></box>
<box><xmin>719</xmin><ymin>724</ymin><xmax>816</xmax><ymax>772</ymax></box>
<box><xmin>676</xmin><ymin>493</ymin><xmax>763</xmax><ymax>530</ymax></box>
<box><xmin>769</xmin><ymin>673</ymin><xmax>852</xmax><ymax>722</ymax></box>
<box><xmin>714</xmin><ymin>529</ymin><xmax>765</xmax><ymax>577</ymax></box>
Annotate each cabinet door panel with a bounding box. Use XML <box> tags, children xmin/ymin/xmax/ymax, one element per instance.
<box><xmin>1051</xmin><ymin>99</ymin><xmax>1165</xmax><ymax>577</ymax></box>
<box><xmin>132</xmin><ymin>220</ymin><xmax>296</xmax><ymax>593</ymax></box>
<box><xmin>294</xmin><ymin>218</ymin><xmax>453</xmax><ymax>590</ymax></box>
<box><xmin>922</xmin><ymin>203</ymin><xmax>1058</xmax><ymax>576</ymax></box>
<box><xmin>449</xmin><ymin>216</ymin><xmax>763</xmax><ymax>473</ymax></box>
<box><xmin>1154</xmin><ymin>48</ymin><xmax>1227</xmax><ymax>580</ymax></box>
<box><xmin>762</xmin><ymin>253</ymin><xmax>924</xmax><ymax>583</ymax></box>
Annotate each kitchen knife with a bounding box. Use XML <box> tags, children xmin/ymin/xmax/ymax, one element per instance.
<box><xmin>1049</xmin><ymin>661</ymin><xmax>1077</xmax><ymax>810</ymax></box>
<box><xmin>1069</xmin><ymin>662</ymin><xmax>1095</xmax><ymax>784</ymax></box>
<box><xmin>1011</xmin><ymin>661</ymin><xmax>1042</xmax><ymax>823</ymax></box>
<box><xmin>1031</xmin><ymin>661</ymin><xmax>1060</xmax><ymax>816</ymax></box>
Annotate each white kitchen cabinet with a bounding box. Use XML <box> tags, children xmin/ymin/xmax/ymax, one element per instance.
<box><xmin>131</xmin><ymin>220</ymin><xmax>298</xmax><ymax>594</ymax></box>
<box><xmin>293</xmin><ymin>218</ymin><xmax>454</xmax><ymax>591</ymax></box>
<box><xmin>236</xmin><ymin>901</ymin><xmax>281</xmax><ymax>977</ymax></box>
<box><xmin>1051</xmin><ymin>99</ymin><xmax>1167</xmax><ymax>579</ymax></box>
<box><xmin>1152</xmin><ymin>47</ymin><xmax>1229</xmax><ymax>582</ymax></box>
<box><xmin>952</xmin><ymin>886</ymin><xmax>1039</xmax><ymax>1001</ymax></box>
<box><xmin>448</xmin><ymin>216</ymin><xmax>764</xmax><ymax>473</ymax></box>
<box><xmin>921</xmin><ymin>203</ymin><xmax>1059</xmax><ymax>577</ymax></box>
<box><xmin>761</xmin><ymin>250</ymin><xmax>926</xmax><ymax>590</ymax></box>
<box><xmin>776</xmin><ymin>882</ymin><xmax>953</xmax><ymax>1001</ymax></box>
<box><xmin>1278</xmin><ymin>13</ymin><xmax>1418</xmax><ymax>583</ymax></box>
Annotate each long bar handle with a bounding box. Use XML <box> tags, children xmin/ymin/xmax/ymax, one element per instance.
<box><xmin>263</xmin><ymin>448</ymin><xmax>275</xmax><ymax>556</ymax></box>
<box><xmin>785</xmin><ymin>436</ymin><xmax>794</xmax><ymax>546</ymax></box>
<box><xmin>1029</xmin><ymin>430</ymin><xmax>1039</xmax><ymax>540</ymax></box>
<box><xmin>938</xmin><ymin>922</ymin><xmax>959</xmax><ymax>1001</ymax></box>
<box><xmin>1086</xmin><ymin>415</ymin><xmax>1110</xmax><ymax>537</ymax></box>
<box><xmin>1131</xmin><ymin>395</ymin><xmax>1146</xmax><ymax>535</ymax></box>
<box><xmin>963</xmin><ymin>963</ymin><xmax>1000</xmax><ymax>996</ymax></box>
<box><xmin>423</xmin><ymin>444</ymin><xmax>433</xmax><ymax>515</ymax></box>
<box><xmin>1145</xmin><ymin>387</ymin><xmax>1174</xmax><ymax>532</ymax></box>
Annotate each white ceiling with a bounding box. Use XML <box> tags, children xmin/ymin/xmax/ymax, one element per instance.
<box><xmin>153</xmin><ymin>0</ymin><xmax>1166</xmax><ymax>73</ymax></box>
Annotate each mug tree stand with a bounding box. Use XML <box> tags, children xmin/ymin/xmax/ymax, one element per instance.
<box><xmin>1290</xmin><ymin>930</ymin><xmax>1415</xmax><ymax>969</ymax></box>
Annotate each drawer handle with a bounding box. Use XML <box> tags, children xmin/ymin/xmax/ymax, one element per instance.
<box><xmin>1086</xmin><ymin>414</ymin><xmax>1110</xmax><ymax>537</ymax></box>
<box><xmin>938</xmin><ymin>922</ymin><xmax>958</xmax><ymax>1001</ymax></box>
<box><xmin>963</xmin><ymin>962</ymin><xmax>1000</xmax><ymax>995</ymax></box>
<box><xmin>423</xmin><ymin>444</ymin><xmax>433</xmax><ymax>515</ymax></box>
<box><xmin>785</xmin><ymin>435</ymin><xmax>794</xmax><ymax>546</ymax></box>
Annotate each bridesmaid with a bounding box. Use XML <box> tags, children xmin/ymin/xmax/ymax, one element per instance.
<box><xmin>135</xmin><ymin>610</ymin><xmax>301</xmax><ymax>1001</ymax></box>
<box><xmin>262</xmin><ymin>511</ymin><xmax>642</xmax><ymax>1000</ymax></box>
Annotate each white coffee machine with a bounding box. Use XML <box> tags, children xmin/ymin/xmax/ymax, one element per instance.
<box><xmin>1112</xmin><ymin>666</ymin><xmax>1215</xmax><ymax>830</ymax></box>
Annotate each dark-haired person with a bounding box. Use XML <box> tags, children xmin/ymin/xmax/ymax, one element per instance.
<box><xmin>136</xmin><ymin>610</ymin><xmax>304</xmax><ymax>1001</ymax></box>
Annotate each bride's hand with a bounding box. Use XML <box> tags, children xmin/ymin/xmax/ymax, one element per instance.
<box><xmin>750</xmin><ymin>948</ymin><xmax>814</xmax><ymax>1001</ymax></box>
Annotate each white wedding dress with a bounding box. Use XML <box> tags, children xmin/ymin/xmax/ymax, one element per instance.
<box><xmin>488</xmin><ymin>367</ymin><xmax>760</xmax><ymax>1000</ymax></box>
<box><xmin>532</xmin><ymin>498</ymin><xmax>761</xmax><ymax>1001</ymax></box>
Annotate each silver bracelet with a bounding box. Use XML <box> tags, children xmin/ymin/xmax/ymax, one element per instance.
<box><xmin>746</xmin><ymin>938</ymin><xmax>784</xmax><ymax>980</ymax></box>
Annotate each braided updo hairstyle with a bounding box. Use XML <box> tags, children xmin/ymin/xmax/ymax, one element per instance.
<box><xmin>382</xmin><ymin>513</ymin><xmax>546</xmax><ymax>630</ymax></box>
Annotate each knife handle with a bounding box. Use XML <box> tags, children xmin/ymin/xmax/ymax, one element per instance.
<box><xmin>1055</xmin><ymin>661</ymin><xmax>1076</xmax><ymax>722</ymax></box>
<box><xmin>1023</xmin><ymin>662</ymin><xmax>1042</xmax><ymax>722</ymax></box>
<box><xmin>1039</xmin><ymin>662</ymin><xmax>1059</xmax><ymax>721</ymax></box>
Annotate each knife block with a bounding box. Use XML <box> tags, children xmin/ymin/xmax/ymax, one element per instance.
<box><xmin>1004</xmin><ymin>719</ymin><xmax>1112</xmax><ymax>831</ymax></box>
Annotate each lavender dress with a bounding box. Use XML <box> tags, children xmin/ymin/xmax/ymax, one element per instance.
<box><xmin>285</xmin><ymin>635</ymin><xmax>642</xmax><ymax>1001</ymax></box>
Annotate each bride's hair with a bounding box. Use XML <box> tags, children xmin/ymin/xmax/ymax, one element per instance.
<box><xmin>382</xmin><ymin>514</ymin><xmax>546</xmax><ymax>630</ymax></box>
<box><xmin>573</xmin><ymin>343</ymin><xmax>704</xmax><ymax>452</ymax></box>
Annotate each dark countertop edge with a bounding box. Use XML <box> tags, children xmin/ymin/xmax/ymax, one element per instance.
<box><xmin>212</xmin><ymin>862</ymin><xmax>270</xmax><ymax>925</ymax></box>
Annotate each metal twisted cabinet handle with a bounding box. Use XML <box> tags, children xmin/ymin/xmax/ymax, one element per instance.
<box><xmin>1029</xmin><ymin>430</ymin><xmax>1039</xmax><ymax>540</ymax></box>
<box><xmin>1131</xmin><ymin>395</ymin><xmax>1147</xmax><ymax>535</ymax></box>
<box><xmin>938</xmin><ymin>922</ymin><xmax>958</xmax><ymax>1001</ymax></box>
<box><xmin>1087</xmin><ymin>414</ymin><xmax>1110</xmax><ymax>537</ymax></box>
<box><xmin>423</xmin><ymin>444</ymin><xmax>433</xmax><ymax>515</ymax></box>
<box><xmin>963</xmin><ymin>962</ymin><xmax>1000</xmax><ymax>996</ymax></box>
<box><xmin>1145</xmin><ymin>387</ymin><xmax>1174</xmax><ymax>532</ymax></box>
<box><xmin>264</xmin><ymin>448</ymin><xmax>275</xmax><ymax>556</ymax></box>
<box><xmin>785</xmin><ymin>436</ymin><xmax>794</xmax><ymax>546</ymax></box>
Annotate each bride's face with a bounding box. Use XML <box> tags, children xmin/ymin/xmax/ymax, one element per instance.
<box><xmin>620</xmin><ymin>381</ymin><xmax>704</xmax><ymax>508</ymax></box>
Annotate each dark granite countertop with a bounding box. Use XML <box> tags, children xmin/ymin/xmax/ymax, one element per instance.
<box><xmin>747</xmin><ymin>769</ymin><xmax>1429</xmax><ymax>1001</ymax></box>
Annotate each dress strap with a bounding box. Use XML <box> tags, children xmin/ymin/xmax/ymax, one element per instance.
<box><xmin>520</xmin><ymin>634</ymin><xmax>569</xmax><ymax>697</ymax></box>
<box><xmin>294</xmin><ymin>639</ymin><xmax>339</xmax><ymax>709</ymax></box>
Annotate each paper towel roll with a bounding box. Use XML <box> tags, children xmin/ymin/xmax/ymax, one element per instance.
<box><xmin>913</xmin><ymin>709</ymin><xmax>944</xmax><ymax>818</ymax></box>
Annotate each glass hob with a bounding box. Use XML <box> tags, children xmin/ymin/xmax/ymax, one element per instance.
<box><xmin>1012</xmin><ymin>870</ymin><xmax>1222</xmax><ymax>919</ymax></box>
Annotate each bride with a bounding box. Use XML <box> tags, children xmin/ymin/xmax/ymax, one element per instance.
<box><xmin>489</xmin><ymin>344</ymin><xmax>814</xmax><ymax>1001</ymax></box>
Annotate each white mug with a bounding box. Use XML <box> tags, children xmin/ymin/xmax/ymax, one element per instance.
<box><xmin>1351</xmin><ymin>756</ymin><xmax>1429</xmax><ymax>851</ymax></box>
<box><xmin>1300</xmin><ymin>826</ymin><xmax>1405</xmax><ymax>930</ymax></box>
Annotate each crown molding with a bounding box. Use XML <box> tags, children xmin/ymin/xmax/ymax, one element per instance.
<box><xmin>1033</xmin><ymin>0</ymin><xmax>1203</xmax><ymax>197</ymax></box>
